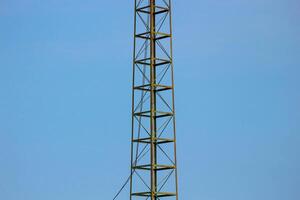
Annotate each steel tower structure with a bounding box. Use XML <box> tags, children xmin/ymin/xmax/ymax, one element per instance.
<box><xmin>130</xmin><ymin>0</ymin><xmax>178</xmax><ymax>199</ymax></box>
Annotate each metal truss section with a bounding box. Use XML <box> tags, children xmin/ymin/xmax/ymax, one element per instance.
<box><xmin>130</xmin><ymin>0</ymin><xmax>178</xmax><ymax>200</ymax></box>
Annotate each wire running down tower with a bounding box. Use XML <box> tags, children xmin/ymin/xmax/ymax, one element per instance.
<box><xmin>130</xmin><ymin>0</ymin><xmax>178</xmax><ymax>199</ymax></box>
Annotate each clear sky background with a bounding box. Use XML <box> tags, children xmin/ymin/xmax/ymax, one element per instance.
<box><xmin>0</xmin><ymin>0</ymin><xmax>299</xmax><ymax>200</ymax></box>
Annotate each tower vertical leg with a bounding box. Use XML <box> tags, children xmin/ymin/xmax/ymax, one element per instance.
<box><xmin>149</xmin><ymin>0</ymin><xmax>157</xmax><ymax>199</ymax></box>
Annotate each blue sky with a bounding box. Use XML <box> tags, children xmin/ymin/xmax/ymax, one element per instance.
<box><xmin>0</xmin><ymin>0</ymin><xmax>299</xmax><ymax>200</ymax></box>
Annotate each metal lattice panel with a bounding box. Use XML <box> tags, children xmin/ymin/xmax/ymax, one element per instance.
<box><xmin>130</xmin><ymin>0</ymin><xmax>178</xmax><ymax>199</ymax></box>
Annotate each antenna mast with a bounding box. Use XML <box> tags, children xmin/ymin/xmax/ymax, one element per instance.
<box><xmin>130</xmin><ymin>0</ymin><xmax>179</xmax><ymax>199</ymax></box>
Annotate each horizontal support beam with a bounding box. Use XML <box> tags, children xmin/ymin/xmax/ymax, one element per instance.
<box><xmin>132</xmin><ymin>164</ymin><xmax>175</xmax><ymax>171</ymax></box>
<box><xmin>136</xmin><ymin>31</ymin><xmax>171</xmax><ymax>40</ymax></box>
<box><xmin>134</xmin><ymin>111</ymin><xmax>173</xmax><ymax>118</ymax></box>
<box><xmin>134</xmin><ymin>84</ymin><xmax>173</xmax><ymax>92</ymax></box>
<box><xmin>135</xmin><ymin>34</ymin><xmax>172</xmax><ymax>40</ymax></box>
<box><xmin>131</xmin><ymin>192</ymin><xmax>176</xmax><ymax>197</ymax></box>
<box><xmin>133</xmin><ymin>137</ymin><xmax>174</xmax><ymax>144</ymax></box>
<box><xmin>135</xmin><ymin>58</ymin><xmax>171</xmax><ymax>66</ymax></box>
<box><xmin>136</xmin><ymin>5</ymin><xmax>169</xmax><ymax>15</ymax></box>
